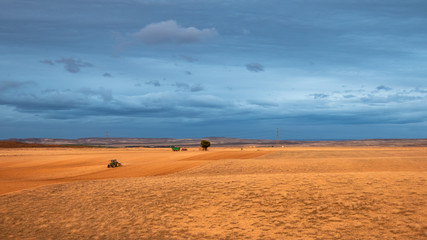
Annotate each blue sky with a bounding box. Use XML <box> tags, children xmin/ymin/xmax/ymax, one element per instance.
<box><xmin>1</xmin><ymin>0</ymin><xmax>426</xmax><ymax>140</ymax></box>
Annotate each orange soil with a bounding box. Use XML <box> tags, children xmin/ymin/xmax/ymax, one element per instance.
<box><xmin>0</xmin><ymin>147</ymin><xmax>426</xmax><ymax>239</ymax></box>
<box><xmin>0</xmin><ymin>147</ymin><xmax>269</xmax><ymax>195</ymax></box>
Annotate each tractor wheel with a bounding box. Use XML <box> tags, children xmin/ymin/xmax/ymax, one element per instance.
<box><xmin>111</xmin><ymin>164</ymin><xmax>115</xmax><ymax>168</ymax></box>
<box><xmin>108</xmin><ymin>165</ymin><xmax>110</xmax><ymax>168</ymax></box>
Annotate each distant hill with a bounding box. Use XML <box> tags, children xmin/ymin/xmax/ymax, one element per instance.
<box><xmin>2</xmin><ymin>137</ymin><xmax>427</xmax><ymax>148</ymax></box>
<box><xmin>0</xmin><ymin>141</ymin><xmax>89</xmax><ymax>148</ymax></box>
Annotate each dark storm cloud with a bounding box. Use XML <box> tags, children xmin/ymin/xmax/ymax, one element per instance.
<box><xmin>55</xmin><ymin>57</ymin><xmax>93</xmax><ymax>73</ymax></box>
<box><xmin>0</xmin><ymin>84</ymin><xmax>425</xmax><ymax>133</ymax></box>
<box><xmin>0</xmin><ymin>80</ymin><xmax>36</xmax><ymax>92</ymax></box>
<box><xmin>376</xmin><ymin>85</ymin><xmax>392</xmax><ymax>91</ymax></box>
<box><xmin>310</xmin><ymin>93</ymin><xmax>329</xmax><ymax>99</ymax></box>
<box><xmin>0</xmin><ymin>86</ymin><xmax>111</xmax><ymax>112</ymax></box>
<box><xmin>179</xmin><ymin>55</ymin><xmax>198</xmax><ymax>62</ymax></box>
<box><xmin>0</xmin><ymin>88</ymin><xmax>200</xmax><ymax>120</ymax></box>
<box><xmin>40</xmin><ymin>60</ymin><xmax>55</xmax><ymax>66</ymax></box>
<box><xmin>145</xmin><ymin>80</ymin><xmax>161</xmax><ymax>87</ymax></box>
<box><xmin>0</xmin><ymin>91</ymin><xmax>83</xmax><ymax>112</ymax></box>
<box><xmin>134</xmin><ymin>20</ymin><xmax>218</xmax><ymax>45</ymax></box>
<box><xmin>190</xmin><ymin>84</ymin><xmax>203</xmax><ymax>92</ymax></box>
<box><xmin>246</xmin><ymin>63</ymin><xmax>264</xmax><ymax>72</ymax></box>
<box><xmin>174</xmin><ymin>82</ymin><xmax>204</xmax><ymax>92</ymax></box>
<box><xmin>174</xmin><ymin>82</ymin><xmax>190</xmax><ymax>89</ymax></box>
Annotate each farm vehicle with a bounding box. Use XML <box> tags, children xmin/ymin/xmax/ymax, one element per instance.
<box><xmin>107</xmin><ymin>159</ymin><xmax>121</xmax><ymax>168</ymax></box>
<box><xmin>171</xmin><ymin>147</ymin><xmax>187</xmax><ymax>151</ymax></box>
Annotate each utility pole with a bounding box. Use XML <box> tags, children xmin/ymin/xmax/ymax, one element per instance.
<box><xmin>276</xmin><ymin>128</ymin><xmax>279</xmax><ymax>146</ymax></box>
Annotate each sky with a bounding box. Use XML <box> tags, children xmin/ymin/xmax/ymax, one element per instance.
<box><xmin>1</xmin><ymin>0</ymin><xmax>426</xmax><ymax>140</ymax></box>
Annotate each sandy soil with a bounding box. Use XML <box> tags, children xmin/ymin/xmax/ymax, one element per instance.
<box><xmin>0</xmin><ymin>147</ymin><xmax>268</xmax><ymax>195</ymax></box>
<box><xmin>0</xmin><ymin>147</ymin><xmax>426</xmax><ymax>239</ymax></box>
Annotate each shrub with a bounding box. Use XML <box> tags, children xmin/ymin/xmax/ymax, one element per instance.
<box><xmin>200</xmin><ymin>140</ymin><xmax>211</xmax><ymax>151</ymax></box>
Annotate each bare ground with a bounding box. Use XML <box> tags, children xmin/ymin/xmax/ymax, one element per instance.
<box><xmin>0</xmin><ymin>147</ymin><xmax>426</xmax><ymax>239</ymax></box>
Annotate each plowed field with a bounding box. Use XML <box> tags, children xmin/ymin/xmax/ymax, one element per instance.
<box><xmin>0</xmin><ymin>147</ymin><xmax>426</xmax><ymax>239</ymax></box>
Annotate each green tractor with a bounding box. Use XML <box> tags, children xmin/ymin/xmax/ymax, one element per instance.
<box><xmin>107</xmin><ymin>159</ymin><xmax>121</xmax><ymax>168</ymax></box>
<box><xmin>171</xmin><ymin>147</ymin><xmax>181</xmax><ymax>151</ymax></box>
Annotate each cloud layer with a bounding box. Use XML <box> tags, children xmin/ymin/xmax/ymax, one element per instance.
<box><xmin>1</xmin><ymin>79</ymin><xmax>425</xmax><ymax>126</ymax></box>
<box><xmin>1</xmin><ymin>0</ymin><xmax>427</xmax><ymax>139</ymax></box>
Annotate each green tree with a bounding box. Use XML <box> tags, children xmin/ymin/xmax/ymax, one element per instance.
<box><xmin>200</xmin><ymin>140</ymin><xmax>211</xmax><ymax>151</ymax></box>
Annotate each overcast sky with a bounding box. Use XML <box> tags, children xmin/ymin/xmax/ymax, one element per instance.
<box><xmin>1</xmin><ymin>0</ymin><xmax>426</xmax><ymax>140</ymax></box>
